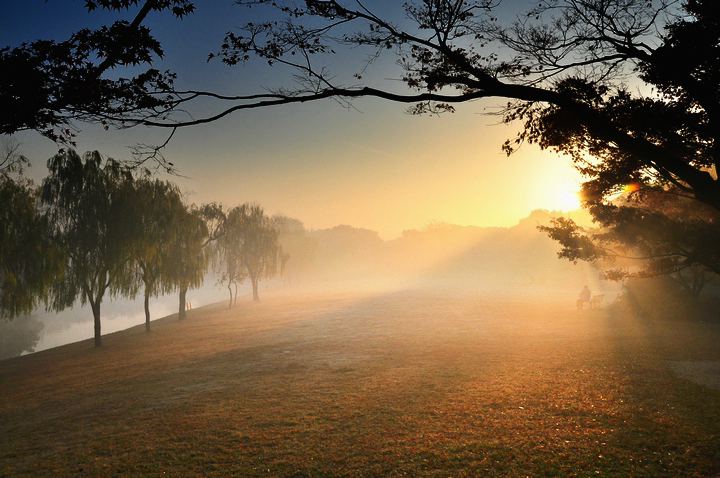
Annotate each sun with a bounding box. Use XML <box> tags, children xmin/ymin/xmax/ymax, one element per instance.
<box><xmin>548</xmin><ymin>187</ymin><xmax>582</xmax><ymax>212</ymax></box>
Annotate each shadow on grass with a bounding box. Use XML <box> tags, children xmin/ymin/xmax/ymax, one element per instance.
<box><xmin>1</xmin><ymin>288</ymin><xmax>720</xmax><ymax>476</ymax></box>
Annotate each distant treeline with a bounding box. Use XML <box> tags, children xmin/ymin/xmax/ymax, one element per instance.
<box><xmin>276</xmin><ymin>209</ymin><xmax>599</xmax><ymax>290</ymax></box>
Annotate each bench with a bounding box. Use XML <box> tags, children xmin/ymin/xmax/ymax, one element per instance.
<box><xmin>577</xmin><ymin>294</ymin><xmax>605</xmax><ymax>309</ymax></box>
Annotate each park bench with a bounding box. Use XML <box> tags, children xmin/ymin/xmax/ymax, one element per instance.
<box><xmin>577</xmin><ymin>294</ymin><xmax>605</xmax><ymax>309</ymax></box>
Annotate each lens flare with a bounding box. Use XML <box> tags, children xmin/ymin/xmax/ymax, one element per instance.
<box><xmin>621</xmin><ymin>183</ymin><xmax>641</xmax><ymax>193</ymax></box>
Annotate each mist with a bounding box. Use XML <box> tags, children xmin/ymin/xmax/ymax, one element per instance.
<box><xmin>278</xmin><ymin>209</ymin><xmax>611</xmax><ymax>297</ymax></box>
<box><xmin>3</xmin><ymin>208</ymin><xmax>617</xmax><ymax>358</ymax></box>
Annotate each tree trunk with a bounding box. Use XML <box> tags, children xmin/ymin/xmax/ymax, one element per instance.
<box><xmin>227</xmin><ymin>283</ymin><xmax>233</xmax><ymax>308</ymax></box>
<box><xmin>179</xmin><ymin>286</ymin><xmax>188</xmax><ymax>320</ymax></box>
<box><xmin>144</xmin><ymin>290</ymin><xmax>151</xmax><ymax>332</ymax></box>
<box><xmin>251</xmin><ymin>276</ymin><xmax>260</xmax><ymax>302</ymax></box>
<box><xmin>91</xmin><ymin>299</ymin><xmax>102</xmax><ymax>348</ymax></box>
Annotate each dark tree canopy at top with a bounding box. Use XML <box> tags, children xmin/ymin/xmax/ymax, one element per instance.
<box><xmin>3</xmin><ymin>0</ymin><xmax>720</xmax><ymax>282</ymax></box>
<box><xmin>2</xmin><ymin>1</ymin><xmax>718</xmax><ymax>207</ymax></box>
<box><xmin>0</xmin><ymin>0</ymin><xmax>194</xmax><ymax>144</ymax></box>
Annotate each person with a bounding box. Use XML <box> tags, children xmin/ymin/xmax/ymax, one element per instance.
<box><xmin>577</xmin><ymin>285</ymin><xmax>591</xmax><ymax>309</ymax></box>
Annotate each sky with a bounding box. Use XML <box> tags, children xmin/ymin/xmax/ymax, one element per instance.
<box><xmin>2</xmin><ymin>0</ymin><xmax>583</xmax><ymax>240</ymax></box>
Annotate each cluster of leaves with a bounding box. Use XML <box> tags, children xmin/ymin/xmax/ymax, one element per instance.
<box><xmin>0</xmin><ymin>0</ymin><xmax>194</xmax><ymax>144</ymax></box>
<box><xmin>215</xmin><ymin>203</ymin><xmax>283</xmax><ymax>305</ymax></box>
<box><xmin>540</xmin><ymin>187</ymin><xmax>720</xmax><ymax>296</ymax></box>
<box><xmin>0</xmin><ymin>175</ymin><xmax>64</xmax><ymax>319</ymax></box>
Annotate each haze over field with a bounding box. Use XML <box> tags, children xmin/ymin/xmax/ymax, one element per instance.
<box><xmin>3</xmin><ymin>1</ymin><xmax>720</xmax><ymax>475</ymax></box>
<box><xmin>3</xmin><ymin>288</ymin><xmax>720</xmax><ymax>476</ymax></box>
<box><xmin>3</xmin><ymin>208</ymin><xmax>613</xmax><ymax>357</ymax></box>
<box><xmin>0</xmin><ymin>1</ymin><xmax>597</xmax><ymax>356</ymax></box>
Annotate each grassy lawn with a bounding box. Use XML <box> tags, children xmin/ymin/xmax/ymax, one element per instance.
<box><xmin>1</xmin><ymin>288</ymin><xmax>720</xmax><ymax>476</ymax></box>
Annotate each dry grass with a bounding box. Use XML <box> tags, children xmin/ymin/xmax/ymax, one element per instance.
<box><xmin>1</xmin><ymin>288</ymin><xmax>720</xmax><ymax>477</ymax></box>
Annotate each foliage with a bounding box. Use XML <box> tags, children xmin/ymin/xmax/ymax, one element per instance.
<box><xmin>539</xmin><ymin>188</ymin><xmax>720</xmax><ymax>295</ymax></box>
<box><xmin>163</xmin><ymin>203</ymin><xmax>210</xmax><ymax>320</ymax></box>
<box><xmin>0</xmin><ymin>174</ymin><xmax>64</xmax><ymax>319</ymax></box>
<box><xmin>0</xmin><ymin>1</ymin><xmax>194</xmax><ymax>145</ymax></box>
<box><xmin>0</xmin><ymin>137</ymin><xmax>29</xmax><ymax>175</ymax></box>
<box><xmin>222</xmin><ymin>204</ymin><xmax>282</xmax><ymax>302</ymax></box>
<box><xmin>41</xmin><ymin>150</ymin><xmax>138</xmax><ymax>346</ymax></box>
<box><xmin>127</xmin><ymin>174</ymin><xmax>186</xmax><ymax>329</ymax></box>
<box><xmin>214</xmin><ymin>205</ymin><xmax>246</xmax><ymax>308</ymax></box>
<box><xmin>5</xmin><ymin>0</ymin><xmax>720</xmax><ymax>288</ymax></box>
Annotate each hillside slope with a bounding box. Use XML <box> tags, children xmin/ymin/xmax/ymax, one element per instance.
<box><xmin>2</xmin><ymin>289</ymin><xmax>720</xmax><ymax>476</ymax></box>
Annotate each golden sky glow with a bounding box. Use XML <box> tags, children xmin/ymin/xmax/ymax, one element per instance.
<box><xmin>8</xmin><ymin>2</ymin><xmax>585</xmax><ymax>240</ymax></box>
<box><xmin>170</xmin><ymin>100</ymin><xmax>584</xmax><ymax>239</ymax></box>
<box><xmin>18</xmin><ymin>97</ymin><xmax>583</xmax><ymax>240</ymax></box>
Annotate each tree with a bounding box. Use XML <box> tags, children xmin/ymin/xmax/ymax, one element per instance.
<box><xmin>539</xmin><ymin>187</ymin><xmax>720</xmax><ymax>295</ymax></box>
<box><xmin>164</xmin><ymin>202</ymin><xmax>224</xmax><ymax>319</ymax></box>
<box><xmin>5</xmin><ymin>1</ymin><xmax>720</xmax><ymax>278</ymax></box>
<box><xmin>1</xmin><ymin>137</ymin><xmax>29</xmax><ymax>175</ymax></box>
<box><xmin>0</xmin><ymin>174</ymin><xmax>64</xmax><ymax>319</ymax></box>
<box><xmin>274</xmin><ymin>215</ymin><xmax>316</xmax><ymax>286</ymax></box>
<box><xmin>41</xmin><ymin>150</ymin><xmax>137</xmax><ymax>347</ymax></box>
<box><xmin>165</xmin><ymin>204</ymin><xmax>208</xmax><ymax>320</ymax></box>
<box><xmin>214</xmin><ymin>206</ymin><xmax>246</xmax><ymax>308</ymax></box>
<box><xmin>129</xmin><ymin>175</ymin><xmax>186</xmax><ymax>331</ymax></box>
<box><xmin>1</xmin><ymin>1</ymin><xmax>194</xmax><ymax>146</ymax></box>
<box><xmin>227</xmin><ymin>204</ymin><xmax>282</xmax><ymax>302</ymax></box>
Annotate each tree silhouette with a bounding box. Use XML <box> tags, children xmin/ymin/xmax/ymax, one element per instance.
<box><xmin>41</xmin><ymin>150</ymin><xmax>137</xmax><ymax>347</ymax></box>
<box><xmin>226</xmin><ymin>204</ymin><xmax>282</xmax><ymax>302</ymax></box>
<box><xmin>5</xmin><ymin>1</ymin><xmax>720</xmax><ymax>279</ymax></box>
<box><xmin>129</xmin><ymin>175</ymin><xmax>185</xmax><ymax>330</ymax></box>
<box><xmin>539</xmin><ymin>188</ymin><xmax>720</xmax><ymax>293</ymax></box>
<box><xmin>0</xmin><ymin>174</ymin><xmax>64</xmax><ymax>319</ymax></box>
<box><xmin>0</xmin><ymin>1</ymin><xmax>194</xmax><ymax>145</ymax></box>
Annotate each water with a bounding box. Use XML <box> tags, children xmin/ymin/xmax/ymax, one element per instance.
<box><xmin>31</xmin><ymin>283</ymin><xmax>238</xmax><ymax>353</ymax></box>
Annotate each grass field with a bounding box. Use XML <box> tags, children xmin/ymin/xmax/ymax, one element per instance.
<box><xmin>1</xmin><ymin>287</ymin><xmax>720</xmax><ymax>477</ymax></box>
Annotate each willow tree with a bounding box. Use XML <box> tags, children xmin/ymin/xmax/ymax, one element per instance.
<box><xmin>0</xmin><ymin>175</ymin><xmax>64</xmax><ymax>319</ymax></box>
<box><xmin>129</xmin><ymin>175</ymin><xmax>185</xmax><ymax>330</ymax></box>
<box><xmin>0</xmin><ymin>138</ymin><xmax>63</xmax><ymax>319</ymax></box>
<box><xmin>41</xmin><ymin>150</ymin><xmax>137</xmax><ymax>347</ymax></box>
<box><xmin>164</xmin><ymin>202</ymin><xmax>224</xmax><ymax>319</ymax></box>
<box><xmin>214</xmin><ymin>206</ymin><xmax>246</xmax><ymax>308</ymax></box>
<box><xmin>226</xmin><ymin>204</ymin><xmax>282</xmax><ymax>302</ymax></box>
<box><xmin>165</xmin><ymin>204</ymin><xmax>208</xmax><ymax>320</ymax></box>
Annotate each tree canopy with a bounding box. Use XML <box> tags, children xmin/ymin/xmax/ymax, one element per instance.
<box><xmin>0</xmin><ymin>174</ymin><xmax>64</xmax><ymax>319</ymax></box>
<box><xmin>129</xmin><ymin>175</ymin><xmax>187</xmax><ymax>330</ymax></box>
<box><xmin>0</xmin><ymin>0</ymin><xmax>194</xmax><ymax>145</ymax></box>
<box><xmin>41</xmin><ymin>150</ymin><xmax>138</xmax><ymax>347</ymax></box>
<box><xmin>222</xmin><ymin>204</ymin><xmax>282</xmax><ymax>302</ymax></box>
<box><xmin>3</xmin><ymin>1</ymin><xmax>717</xmax><ymax>207</ymax></box>
<box><xmin>3</xmin><ymin>0</ymin><xmax>720</xmax><ymax>287</ymax></box>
